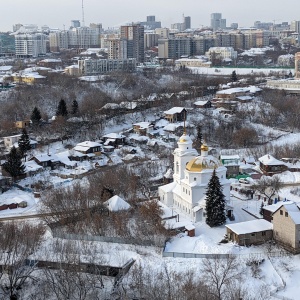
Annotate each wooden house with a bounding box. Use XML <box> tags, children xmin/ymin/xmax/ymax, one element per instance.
<box><xmin>194</xmin><ymin>100</ymin><xmax>212</xmax><ymax>109</ymax></box>
<box><xmin>258</xmin><ymin>154</ymin><xmax>288</xmax><ymax>176</ymax></box>
<box><xmin>30</xmin><ymin>154</ymin><xmax>60</xmax><ymax>169</ymax></box>
<box><xmin>133</xmin><ymin>122</ymin><xmax>153</xmax><ymax>136</ymax></box>
<box><xmin>102</xmin><ymin>133</ymin><xmax>126</xmax><ymax>148</ymax></box>
<box><xmin>164</xmin><ymin>107</ymin><xmax>186</xmax><ymax>123</ymax></box>
<box><xmin>73</xmin><ymin>141</ymin><xmax>102</xmax><ymax>157</ymax></box>
<box><xmin>226</xmin><ymin>219</ymin><xmax>273</xmax><ymax>246</ymax></box>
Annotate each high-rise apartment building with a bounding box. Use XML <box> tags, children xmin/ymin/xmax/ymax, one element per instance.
<box><xmin>15</xmin><ymin>33</ymin><xmax>47</xmax><ymax>58</ymax></box>
<box><xmin>155</xmin><ymin>28</ymin><xmax>169</xmax><ymax>39</ymax></box>
<box><xmin>184</xmin><ymin>16</ymin><xmax>191</xmax><ymax>30</ymax></box>
<box><xmin>158</xmin><ymin>37</ymin><xmax>193</xmax><ymax>59</ymax></box>
<box><xmin>71</xmin><ymin>20</ymin><xmax>81</xmax><ymax>28</ymax></box>
<box><xmin>13</xmin><ymin>25</ymin><xmax>47</xmax><ymax>58</ymax></box>
<box><xmin>140</xmin><ymin>16</ymin><xmax>161</xmax><ymax>30</ymax></box>
<box><xmin>211</xmin><ymin>13</ymin><xmax>226</xmax><ymax>31</ymax></box>
<box><xmin>49</xmin><ymin>25</ymin><xmax>101</xmax><ymax>52</ymax></box>
<box><xmin>144</xmin><ymin>33</ymin><xmax>158</xmax><ymax>49</ymax></box>
<box><xmin>0</xmin><ymin>33</ymin><xmax>15</xmax><ymax>56</ymax></box>
<box><xmin>120</xmin><ymin>24</ymin><xmax>144</xmax><ymax>63</ymax></box>
<box><xmin>107</xmin><ymin>38</ymin><xmax>127</xmax><ymax>59</ymax></box>
<box><xmin>291</xmin><ymin>21</ymin><xmax>300</xmax><ymax>33</ymax></box>
<box><xmin>13</xmin><ymin>24</ymin><xmax>23</xmax><ymax>32</ymax></box>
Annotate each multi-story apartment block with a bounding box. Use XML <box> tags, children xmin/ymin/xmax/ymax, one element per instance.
<box><xmin>158</xmin><ymin>37</ymin><xmax>193</xmax><ymax>59</ymax></box>
<box><xmin>14</xmin><ymin>25</ymin><xmax>47</xmax><ymax>58</ymax></box>
<box><xmin>291</xmin><ymin>21</ymin><xmax>300</xmax><ymax>33</ymax></box>
<box><xmin>120</xmin><ymin>24</ymin><xmax>144</xmax><ymax>63</ymax></box>
<box><xmin>13</xmin><ymin>24</ymin><xmax>23</xmax><ymax>32</ymax></box>
<box><xmin>71</xmin><ymin>20</ymin><xmax>81</xmax><ymax>28</ymax></box>
<box><xmin>144</xmin><ymin>32</ymin><xmax>158</xmax><ymax>49</ymax></box>
<box><xmin>155</xmin><ymin>28</ymin><xmax>169</xmax><ymax>39</ymax></box>
<box><xmin>49</xmin><ymin>26</ymin><xmax>100</xmax><ymax>52</ymax></box>
<box><xmin>49</xmin><ymin>31</ymin><xmax>69</xmax><ymax>52</ymax></box>
<box><xmin>0</xmin><ymin>33</ymin><xmax>15</xmax><ymax>56</ymax></box>
<box><xmin>211</xmin><ymin>13</ymin><xmax>226</xmax><ymax>31</ymax></box>
<box><xmin>107</xmin><ymin>38</ymin><xmax>127</xmax><ymax>59</ymax></box>
<box><xmin>140</xmin><ymin>16</ymin><xmax>161</xmax><ymax>30</ymax></box>
<box><xmin>184</xmin><ymin>17</ymin><xmax>191</xmax><ymax>30</ymax></box>
<box><xmin>78</xmin><ymin>58</ymin><xmax>136</xmax><ymax>75</ymax></box>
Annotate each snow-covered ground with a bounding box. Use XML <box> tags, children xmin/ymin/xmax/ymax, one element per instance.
<box><xmin>189</xmin><ymin>66</ymin><xmax>293</xmax><ymax>76</ymax></box>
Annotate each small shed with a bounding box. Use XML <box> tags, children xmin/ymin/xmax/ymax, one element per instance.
<box><xmin>226</xmin><ymin>219</ymin><xmax>273</xmax><ymax>246</ymax></box>
<box><xmin>184</xmin><ymin>224</ymin><xmax>196</xmax><ymax>237</ymax></box>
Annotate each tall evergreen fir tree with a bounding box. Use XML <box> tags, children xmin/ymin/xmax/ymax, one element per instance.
<box><xmin>3</xmin><ymin>146</ymin><xmax>25</xmax><ymax>180</ymax></box>
<box><xmin>31</xmin><ymin>107</ymin><xmax>42</xmax><ymax>125</ymax></box>
<box><xmin>71</xmin><ymin>99</ymin><xmax>79</xmax><ymax>115</ymax></box>
<box><xmin>205</xmin><ymin>169</ymin><xmax>226</xmax><ymax>227</ymax></box>
<box><xmin>56</xmin><ymin>99</ymin><xmax>68</xmax><ymax>117</ymax></box>
<box><xmin>18</xmin><ymin>128</ymin><xmax>31</xmax><ymax>161</ymax></box>
<box><xmin>231</xmin><ymin>70</ymin><xmax>238</xmax><ymax>82</ymax></box>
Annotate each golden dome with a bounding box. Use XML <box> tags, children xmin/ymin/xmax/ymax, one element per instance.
<box><xmin>186</xmin><ymin>156</ymin><xmax>222</xmax><ymax>172</ymax></box>
<box><xmin>178</xmin><ymin>134</ymin><xmax>192</xmax><ymax>144</ymax></box>
<box><xmin>201</xmin><ymin>143</ymin><xmax>209</xmax><ymax>152</ymax></box>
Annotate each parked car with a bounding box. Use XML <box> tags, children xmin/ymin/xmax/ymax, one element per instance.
<box><xmin>239</xmin><ymin>178</ymin><xmax>249</xmax><ymax>184</ymax></box>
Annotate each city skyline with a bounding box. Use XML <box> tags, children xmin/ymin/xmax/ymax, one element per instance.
<box><xmin>1</xmin><ymin>0</ymin><xmax>300</xmax><ymax>31</ymax></box>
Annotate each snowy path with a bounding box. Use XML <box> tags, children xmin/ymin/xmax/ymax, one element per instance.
<box><xmin>229</xmin><ymin>196</ymin><xmax>257</xmax><ymax>223</ymax></box>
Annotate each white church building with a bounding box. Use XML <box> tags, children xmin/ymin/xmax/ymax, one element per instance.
<box><xmin>158</xmin><ymin>133</ymin><xmax>231</xmax><ymax>222</ymax></box>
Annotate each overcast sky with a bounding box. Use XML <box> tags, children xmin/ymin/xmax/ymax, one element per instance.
<box><xmin>1</xmin><ymin>0</ymin><xmax>300</xmax><ymax>31</ymax></box>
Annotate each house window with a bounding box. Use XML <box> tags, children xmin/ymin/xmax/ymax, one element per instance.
<box><xmin>285</xmin><ymin>212</ymin><xmax>288</xmax><ymax>217</ymax></box>
<box><xmin>262</xmin><ymin>231</ymin><xmax>266</xmax><ymax>236</ymax></box>
<box><xmin>251</xmin><ymin>233</ymin><xmax>255</xmax><ymax>237</ymax></box>
<box><xmin>280</xmin><ymin>210</ymin><xmax>283</xmax><ymax>215</ymax></box>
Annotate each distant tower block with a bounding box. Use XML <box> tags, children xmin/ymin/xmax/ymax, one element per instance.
<box><xmin>295</xmin><ymin>52</ymin><xmax>300</xmax><ymax>78</ymax></box>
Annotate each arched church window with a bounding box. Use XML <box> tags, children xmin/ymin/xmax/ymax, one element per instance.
<box><xmin>176</xmin><ymin>162</ymin><xmax>179</xmax><ymax>173</ymax></box>
<box><xmin>194</xmin><ymin>177</ymin><xmax>196</xmax><ymax>181</ymax></box>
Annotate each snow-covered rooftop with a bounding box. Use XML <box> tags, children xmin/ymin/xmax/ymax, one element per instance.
<box><xmin>164</xmin><ymin>107</ymin><xmax>185</xmax><ymax>114</ymax></box>
<box><xmin>216</xmin><ymin>87</ymin><xmax>250</xmax><ymax>95</ymax></box>
<box><xmin>259</xmin><ymin>154</ymin><xmax>286</xmax><ymax>166</ymax></box>
<box><xmin>104</xmin><ymin>195</ymin><xmax>131</xmax><ymax>212</ymax></box>
<box><xmin>226</xmin><ymin>219</ymin><xmax>273</xmax><ymax>235</ymax></box>
<box><xmin>103</xmin><ymin>133</ymin><xmax>125</xmax><ymax>139</ymax></box>
<box><xmin>76</xmin><ymin>141</ymin><xmax>102</xmax><ymax>148</ymax></box>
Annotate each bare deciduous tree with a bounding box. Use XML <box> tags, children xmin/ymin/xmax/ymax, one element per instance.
<box><xmin>0</xmin><ymin>222</ymin><xmax>45</xmax><ymax>300</ymax></box>
<box><xmin>252</xmin><ymin>176</ymin><xmax>284</xmax><ymax>204</ymax></box>
<box><xmin>202</xmin><ymin>255</ymin><xmax>241</xmax><ymax>300</ymax></box>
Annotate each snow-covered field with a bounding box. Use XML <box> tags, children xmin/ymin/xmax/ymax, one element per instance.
<box><xmin>189</xmin><ymin>66</ymin><xmax>294</xmax><ymax>76</ymax></box>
